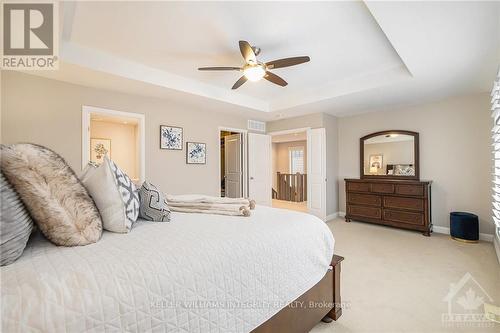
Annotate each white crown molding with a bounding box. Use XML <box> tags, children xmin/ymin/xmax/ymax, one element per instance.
<box><xmin>270</xmin><ymin>63</ymin><xmax>412</xmax><ymax>111</ymax></box>
<box><xmin>60</xmin><ymin>41</ymin><xmax>414</xmax><ymax>114</ymax></box>
<box><xmin>60</xmin><ymin>41</ymin><xmax>270</xmax><ymax>112</ymax></box>
<box><xmin>55</xmin><ymin>1</ymin><xmax>497</xmax><ymax>117</ymax></box>
<box><xmin>60</xmin><ymin>40</ymin><xmax>413</xmax><ymax>114</ymax></box>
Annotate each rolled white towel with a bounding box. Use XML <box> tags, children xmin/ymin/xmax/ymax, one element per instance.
<box><xmin>166</xmin><ymin>194</ymin><xmax>254</xmax><ymax>206</ymax></box>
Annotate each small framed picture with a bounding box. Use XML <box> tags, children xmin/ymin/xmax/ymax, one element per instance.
<box><xmin>186</xmin><ymin>142</ymin><xmax>206</xmax><ymax>164</ymax></box>
<box><xmin>90</xmin><ymin>138</ymin><xmax>111</xmax><ymax>165</ymax></box>
<box><xmin>369</xmin><ymin>154</ymin><xmax>383</xmax><ymax>173</ymax></box>
<box><xmin>160</xmin><ymin>125</ymin><xmax>183</xmax><ymax>150</ymax></box>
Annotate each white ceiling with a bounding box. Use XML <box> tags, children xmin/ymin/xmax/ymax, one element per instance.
<box><xmin>28</xmin><ymin>1</ymin><xmax>499</xmax><ymax>121</ymax></box>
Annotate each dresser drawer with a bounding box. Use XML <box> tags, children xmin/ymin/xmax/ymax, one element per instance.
<box><xmin>347</xmin><ymin>182</ymin><xmax>371</xmax><ymax>192</ymax></box>
<box><xmin>395</xmin><ymin>184</ymin><xmax>424</xmax><ymax>196</ymax></box>
<box><xmin>371</xmin><ymin>183</ymin><xmax>394</xmax><ymax>194</ymax></box>
<box><xmin>383</xmin><ymin>196</ymin><xmax>424</xmax><ymax>211</ymax></box>
<box><xmin>348</xmin><ymin>205</ymin><xmax>382</xmax><ymax>219</ymax></box>
<box><xmin>348</xmin><ymin>193</ymin><xmax>381</xmax><ymax>207</ymax></box>
<box><xmin>383</xmin><ymin>209</ymin><xmax>424</xmax><ymax>226</ymax></box>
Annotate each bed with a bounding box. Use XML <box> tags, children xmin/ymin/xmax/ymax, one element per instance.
<box><xmin>1</xmin><ymin>206</ymin><xmax>342</xmax><ymax>332</ymax></box>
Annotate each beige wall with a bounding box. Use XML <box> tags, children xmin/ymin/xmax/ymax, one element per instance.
<box><xmin>267</xmin><ymin>113</ymin><xmax>323</xmax><ymax>132</ymax></box>
<box><xmin>1</xmin><ymin>71</ymin><xmax>249</xmax><ymax>196</ymax></box>
<box><xmin>3</xmin><ymin>72</ymin><xmax>492</xmax><ymax>234</ymax></box>
<box><xmin>90</xmin><ymin>120</ymin><xmax>138</xmax><ymax>180</ymax></box>
<box><xmin>364</xmin><ymin>140</ymin><xmax>414</xmax><ymax>175</ymax></box>
<box><xmin>274</xmin><ymin>140</ymin><xmax>307</xmax><ymax>174</ymax></box>
<box><xmin>338</xmin><ymin>93</ymin><xmax>493</xmax><ymax>234</ymax></box>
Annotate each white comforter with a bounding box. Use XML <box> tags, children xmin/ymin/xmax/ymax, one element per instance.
<box><xmin>1</xmin><ymin>206</ymin><xmax>334</xmax><ymax>333</ymax></box>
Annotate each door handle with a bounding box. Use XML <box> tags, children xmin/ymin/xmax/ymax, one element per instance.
<box><xmin>250</xmin><ymin>177</ymin><xmax>254</xmax><ymax>180</ymax></box>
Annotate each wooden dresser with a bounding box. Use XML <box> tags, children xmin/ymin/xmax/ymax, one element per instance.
<box><xmin>345</xmin><ymin>179</ymin><xmax>432</xmax><ymax>236</ymax></box>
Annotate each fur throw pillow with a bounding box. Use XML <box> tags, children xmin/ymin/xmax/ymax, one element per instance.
<box><xmin>0</xmin><ymin>144</ymin><xmax>102</xmax><ymax>246</ymax></box>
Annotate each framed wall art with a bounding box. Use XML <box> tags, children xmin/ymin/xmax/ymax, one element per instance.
<box><xmin>160</xmin><ymin>125</ymin><xmax>183</xmax><ymax>150</ymax></box>
<box><xmin>90</xmin><ymin>138</ymin><xmax>111</xmax><ymax>165</ymax></box>
<box><xmin>186</xmin><ymin>142</ymin><xmax>206</xmax><ymax>164</ymax></box>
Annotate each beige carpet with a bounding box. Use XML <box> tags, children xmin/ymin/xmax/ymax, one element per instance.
<box><xmin>311</xmin><ymin>218</ymin><xmax>500</xmax><ymax>333</ymax></box>
<box><xmin>272</xmin><ymin>199</ymin><xmax>308</xmax><ymax>212</ymax></box>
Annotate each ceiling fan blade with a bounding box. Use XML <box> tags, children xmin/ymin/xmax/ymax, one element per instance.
<box><xmin>265</xmin><ymin>56</ymin><xmax>310</xmax><ymax>69</ymax></box>
<box><xmin>264</xmin><ymin>71</ymin><xmax>288</xmax><ymax>87</ymax></box>
<box><xmin>198</xmin><ymin>67</ymin><xmax>241</xmax><ymax>71</ymax></box>
<box><xmin>239</xmin><ymin>40</ymin><xmax>257</xmax><ymax>64</ymax></box>
<box><xmin>232</xmin><ymin>76</ymin><xmax>248</xmax><ymax>90</ymax></box>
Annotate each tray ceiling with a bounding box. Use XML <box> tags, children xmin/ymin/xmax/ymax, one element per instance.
<box><xmin>27</xmin><ymin>1</ymin><xmax>499</xmax><ymax>120</ymax></box>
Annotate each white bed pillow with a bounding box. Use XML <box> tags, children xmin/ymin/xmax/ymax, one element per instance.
<box><xmin>81</xmin><ymin>157</ymin><xmax>139</xmax><ymax>233</ymax></box>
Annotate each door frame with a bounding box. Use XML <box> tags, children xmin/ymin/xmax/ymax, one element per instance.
<box><xmin>268</xmin><ymin>127</ymin><xmax>311</xmax><ymax>203</ymax></box>
<box><xmin>269</xmin><ymin>127</ymin><xmax>328</xmax><ymax>219</ymax></box>
<box><xmin>306</xmin><ymin>128</ymin><xmax>327</xmax><ymax>221</ymax></box>
<box><xmin>82</xmin><ymin>105</ymin><xmax>146</xmax><ymax>182</ymax></box>
<box><xmin>218</xmin><ymin>126</ymin><xmax>248</xmax><ymax>198</ymax></box>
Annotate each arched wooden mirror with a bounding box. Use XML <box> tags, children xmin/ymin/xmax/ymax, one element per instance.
<box><xmin>360</xmin><ymin>130</ymin><xmax>419</xmax><ymax>180</ymax></box>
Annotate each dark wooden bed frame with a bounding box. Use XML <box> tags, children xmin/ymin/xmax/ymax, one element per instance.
<box><xmin>252</xmin><ymin>255</ymin><xmax>344</xmax><ymax>333</ymax></box>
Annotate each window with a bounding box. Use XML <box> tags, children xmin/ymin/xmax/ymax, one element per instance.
<box><xmin>289</xmin><ymin>146</ymin><xmax>304</xmax><ymax>174</ymax></box>
<box><xmin>491</xmin><ymin>69</ymin><xmax>500</xmax><ymax>241</ymax></box>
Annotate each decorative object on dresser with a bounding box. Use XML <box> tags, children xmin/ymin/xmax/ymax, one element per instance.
<box><xmin>346</xmin><ymin>130</ymin><xmax>432</xmax><ymax>236</ymax></box>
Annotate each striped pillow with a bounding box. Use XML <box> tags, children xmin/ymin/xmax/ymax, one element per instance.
<box><xmin>0</xmin><ymin>172</ymin><xmax>34</xmax><ymax>266</ymax></box>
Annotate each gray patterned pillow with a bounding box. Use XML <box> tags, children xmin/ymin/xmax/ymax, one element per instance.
<box><xmin>107</xmin><ymin>158</ymin><xmax>139</xmax><ymax>224</ymax></box>
<box><xmin>0</xmin><ymin>172</ymin><xmax>34</xmax><ymax>265</ymax></box>
<box><xmin>139</xmin><ymin>181</ymin><xmax>171</xmax><ymax>222</ymax></box>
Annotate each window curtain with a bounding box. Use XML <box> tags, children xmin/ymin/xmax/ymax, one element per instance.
<box><xmin>491</xmin><ymin>68</ymin><xmax>500</xmax><ymax>241</ymax></box>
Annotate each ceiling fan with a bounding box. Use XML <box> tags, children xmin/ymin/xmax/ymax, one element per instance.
<box><xmin>198</xmin><ymin>40</ymin><xmax>310</xmax><ymax>90</ymax></box>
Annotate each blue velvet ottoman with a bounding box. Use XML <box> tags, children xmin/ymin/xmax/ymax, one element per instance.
<box><xmin>450</xmin><ymin>212</ymin><xmax>479</xmax><ymax>243</ymax></box>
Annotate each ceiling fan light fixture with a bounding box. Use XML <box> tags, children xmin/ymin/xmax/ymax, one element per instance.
<box><xmin>243</xmin><ymin>64</ymin><xmax>266</xmax><ymax>82</ymax></box>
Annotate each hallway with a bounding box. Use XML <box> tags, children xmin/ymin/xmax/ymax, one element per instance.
<box><xmin>272</xmin><ymin>199</ymin><xmax>308</xmax><ymax>213</ymax></box>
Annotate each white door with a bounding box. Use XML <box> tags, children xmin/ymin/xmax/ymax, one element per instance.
<box><xmin>224</xmin><ymin>134</ymin><xmax>242</xmax><ymax>198</ymax></box>
<box><xmin>307</xmin><ymin>128</ymin><xmax>326</xmax><ymax>220</ymax></box>
<box><xmin>248</xmin><ymin>133</ymin><xmax>272</xmax><ymax>206</ymax></box>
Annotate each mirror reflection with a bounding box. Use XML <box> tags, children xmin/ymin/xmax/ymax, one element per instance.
<box><xmin>363</xmin><ymin>133</ymin><xmax>415</xmax><ymax>176</ymax></box>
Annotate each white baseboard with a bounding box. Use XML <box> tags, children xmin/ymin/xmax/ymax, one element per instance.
<box><xmin>432</xmin><ymin>226</ymin><xmax>493</xmax><ymax>242</ymax></box>
<box><xmin>494</xmin><ymin>235</ymin><xmax>500</xmax><ymax>265</ymax></box>
<box><xmin>338</xmin><ymin>211</ymin><xmax>346</xmax><ymax>217</ymax></box>
<box><xmin>325</xmin><ymin>212</ymin><xmax>339</xmax><ymax>222</ymax></box>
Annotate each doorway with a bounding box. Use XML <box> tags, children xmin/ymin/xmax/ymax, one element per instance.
<box><xmin>267</xmin><ymin>127</ymin><xmax>326</xmax><ymax>220</ymax></box>
<box><xmin>219</xmin><ymin>128</ymin><xmax>247</xmax><ymax>198</ymax></box>
<box><xmin>271</xmin><ymin>129</ymin><xmax>308</xmax><ymax>213</ymax></box>
<box><xmin>82</xmin><ymin>106</ymin><xmax>145</xmax><ymax>182</ymax></box>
